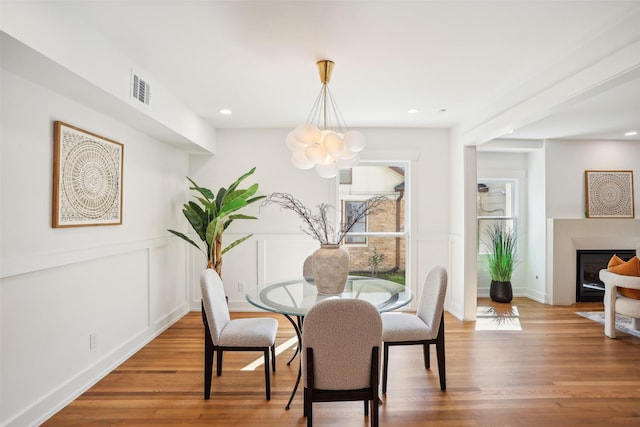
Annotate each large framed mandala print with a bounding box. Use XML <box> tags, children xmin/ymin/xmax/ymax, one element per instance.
<box><xmin>53</xmin><ymin>121</ymin><xmax>124</xmax><ymax>227</ymax></box>
<box><xmin>585</xmin><ymin>170</ymin><xmax>634</xmax><ymax>218</ymax></box>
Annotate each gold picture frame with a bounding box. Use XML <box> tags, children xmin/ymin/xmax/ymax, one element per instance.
<box><xmin>585</xmin><ymin>170</ymin><xmax>634</xmax><ymax>218</ymax></box>
<box><xmin>53</xmin><ymin>121</ymin><xmax>124</xmax><ymax>227</ymax></box>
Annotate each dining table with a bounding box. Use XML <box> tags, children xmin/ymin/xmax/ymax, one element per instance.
<box><xmin>246</xmin><ymin>275</ymin><xmax>413</xmax><ymax>409</ymax></box>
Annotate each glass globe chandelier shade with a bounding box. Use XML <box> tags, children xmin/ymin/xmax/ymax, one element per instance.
<box><xmin>284</xmin><ymin>60</ymin><xmax>365</xmax><ymax>178</ymax></box>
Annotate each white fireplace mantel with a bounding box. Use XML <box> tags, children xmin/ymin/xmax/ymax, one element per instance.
<box><xmin>547</xmin><ymin>218</ymin><xmax>640</xmax><ymax>305</ymax></box>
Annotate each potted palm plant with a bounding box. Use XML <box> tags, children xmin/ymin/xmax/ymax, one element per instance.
<box><xmin>484</xmin><ymin>222</ymin><xmax>518</xmax><ymax>303</ymax></box>
<box><xmin>168</xmin><ymin>167</ymin><xmax>265</xmax><ymax>277</ymax></box>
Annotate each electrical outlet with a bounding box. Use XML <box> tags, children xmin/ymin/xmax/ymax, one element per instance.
<box><xmin>237</xmin><ymin>282</ymin><xmax>244</xmax><ymax>292</ymax></box>
<box><xmin>89</xmin><ymin>332</ymin><xmax>97</xmax><ymax>350</ymax></box>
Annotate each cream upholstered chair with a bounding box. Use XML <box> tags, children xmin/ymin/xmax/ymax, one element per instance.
<box><xmin>599</xmin><ymin>269</ymin><xmax>640</xmax><ymax>338</ymax></box>
<box><xmin>302</xmin><ymin>298</ymin><xmax>382</xmax><ymax>427</ymax></box>
<box><xmin>381</xmin><ymin>265</ymin><xmax>447</xmax><ymax>394</ymax></box>
<box><xmin>200</xmin><ymin>268</ymin><xmax>278</xmax><ymax>400</ymax></box>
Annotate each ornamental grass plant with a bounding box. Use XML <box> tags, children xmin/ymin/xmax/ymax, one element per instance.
<box><xmin>484</xmin><ymin>222</ymin><xmax>518</xmax><ymax>282</ymax></box>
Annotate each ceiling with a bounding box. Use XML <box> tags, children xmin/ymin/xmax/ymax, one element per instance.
<box><xmin>44</xmin><ymin>1</ymin><xmax>640</xmax><ymax>143</ymax></box>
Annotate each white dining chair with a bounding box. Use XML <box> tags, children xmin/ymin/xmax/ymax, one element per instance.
<box><xmin>200</xmin><ymin>268</ymin><xmax>278</xmax><ymax>400</ymax></box>
<box><xmin>302</xmin><ymin>298</ymin><xmax>382</xmax><ymax>427</ymax></box>
<box><xmin>381</xmin><ymin>265</ymin><xmax>447</xmax><ymax>393</ymax></box>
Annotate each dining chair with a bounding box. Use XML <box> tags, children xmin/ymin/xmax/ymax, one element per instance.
<box><xmin>381</xmin><ymin>265</ymin><xmax>447</xmax><ymax>393</ymax></box>
<box><xmin>302</xmin><ymin>298</ymin><xmax>382</xmax><ymax>427</ymax></box>
<box><xmin>200</xmin><ymin>268</ymin><xmax>278</xmax><ymax>400</ymax></box>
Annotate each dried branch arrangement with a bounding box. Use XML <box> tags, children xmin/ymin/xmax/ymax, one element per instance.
<box><xmin>262</xmin><ymin>192</ymin><xmax>387</xmax><ymax>245</ymax></box>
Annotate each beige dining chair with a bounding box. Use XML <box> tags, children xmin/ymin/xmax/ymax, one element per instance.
<box><xmin>200</xmin><ymin>268</ymin><xmax>278</xmax><ymax>400</ymax></box>
<box><xmin>302</xmin><ymin>298</ymin><xmax>382</xmax><ymax>427</ymax></box>
<box><xmin>381</xmin><ymin>265</ymin><xmax>447</xmax><ymax>393</ymax></box>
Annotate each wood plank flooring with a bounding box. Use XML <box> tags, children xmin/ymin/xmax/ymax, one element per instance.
<box><xmin>43</xmin><ymin>298</ymin><xmax>640</xmax><ymax>426</ymax></box>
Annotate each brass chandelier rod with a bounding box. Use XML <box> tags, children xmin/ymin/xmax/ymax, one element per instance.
<box><xmin>317</xmin><ymin>60</ymin><xmax>334</xmax><ymax>130</ymax></box>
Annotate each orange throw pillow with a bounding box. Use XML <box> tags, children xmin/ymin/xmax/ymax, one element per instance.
<box><xmin>607</xmin><ymin>256</ymin><xmax>640</xmax><ymax>299</ymax></box>
<box><xmin>608</xmin><ymin>256</ymin><xmax>640</xmax><ymax>276</ymax></box>
<box><xmin>607</xmin><ymin>254</ymin><xmax>624</xmax><ymax>268</ymax></box>
<box><xmin>619</xmin><ymin>288</ymin><xmax>640</xmax><ymax>299</ymax></box>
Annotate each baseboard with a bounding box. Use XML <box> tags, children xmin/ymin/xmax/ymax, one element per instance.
<box><xmin>6</xmin><ymin>304</ymin><xmax>189</xmax><ymax>427</ymax></box>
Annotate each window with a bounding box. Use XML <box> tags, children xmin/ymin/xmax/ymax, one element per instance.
<box><xmin>338</xmin><ymin>162</ymin><xmax>409</xmax><ymax>284</ymax></box>
<box><xmin>477</xmin><ymin>179</ymin><xmax>517</xmax><ymax>254</ymax></box>
<box><xmin>343</xmin><ymin>201</ymin><xmax>367</xmax><ymax>244</ymax></box>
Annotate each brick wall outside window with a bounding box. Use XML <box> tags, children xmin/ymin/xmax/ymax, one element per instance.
<box><xmin>344</xmin><ymin>197</ymin><xmax>405</xmax><ymax>273</ymax></box>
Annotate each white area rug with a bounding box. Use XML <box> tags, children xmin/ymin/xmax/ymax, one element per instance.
<box><xmin>475</xmin><ymin>306</ymin><xmax>522</xmax><ymax>331</ymax></box>
<box><xmin>576</xmin><ymin>311</ymin><xmax>640</xmax><ymax>339</ymax></box>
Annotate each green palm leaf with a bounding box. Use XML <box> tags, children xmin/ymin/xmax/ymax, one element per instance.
<box><xmin>169</xmin><ymin>167</ymin><xmax>262</xmax><ymax>274</ymax></box>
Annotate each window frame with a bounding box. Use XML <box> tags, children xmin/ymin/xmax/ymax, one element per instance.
<box><xmin>335</xmin><ymin>160</ymin><xmax>411</xmax><ymax>281</ymax></box>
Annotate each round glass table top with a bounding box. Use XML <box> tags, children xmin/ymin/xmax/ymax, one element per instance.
<box><xmin>246</xmin><ymin>276</ymin><xmax>413</xmax><ymax>317</ymax></box>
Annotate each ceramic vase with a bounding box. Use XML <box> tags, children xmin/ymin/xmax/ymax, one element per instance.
<box><xmin>311</xmin><ymin>244</ymin><xmax>349</xmax><ymax>294</ymax></box>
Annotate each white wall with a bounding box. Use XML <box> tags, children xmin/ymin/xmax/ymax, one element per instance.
<box><xmin>527</xmin><ymin>146</ymin><xmax>547</xmax><ymax>302</ymax></box>
<box><xmin>545</xmin><ymin>140</ymin><xmax>640</xmax><ymax>219</ymax></box>
<box><xmin>185</xmin><ymin>128</ymin><xmax>452</xmax><ymax>312</ymax></box>
<box><xmin>1</xmin><ymin>3</ymin><xmax>216</xmax><ymax>152</ymax></box>
<box><xmin>0</xmin><ymin>68</ymin><xmax>190</xmax><ymax>426</ymax></box>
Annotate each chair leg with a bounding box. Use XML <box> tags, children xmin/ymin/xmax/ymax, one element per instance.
<box><xmin>305</xmin><ymin>389</ymin><xmax>313</xmax><ymax>427</ymax></box>
<box><xmin>271</xmin><ymin>344</ymin><xmax>276</xmax><ymax>372</ymax></box>
<box><xmin>436</xmin><ymin>332</ymin><xmax>446</xmax><ymax>391</ymax></box>
<box><xmin>264</xmin><ymin>349</ymin><xmax>271</xmax><ymax>400</ymax></box>
<box><xmin>216</xmin><ymin>350</ymin><xmax>223</xmax><ymax>376</ymax></box>
<box><xmin>364</xmin><ymin>400</ymin><xmax>369</xmax><ymax>416</ymax></box>
<box><xmin>423</xmin><ymin>343</ymin><xmax>430</xmax><ymax>369</ymax></box>
<box><xmin>371</xmin><ymin>346</ymin><xmax>380</xmax><ymax>427</ymax></box>
<box><xmin>372</xmin><ymin>397</ymin><xmax>379</xmax><ymax>427</ymax></box>
<box><xmin>303</xmin><ymin>388</ymin><xmax>309</xmax><ymax>417</ymax></box>
<box><xmin>382</xmin><ymin>343</ymin><xmax>389</xmax><ymax>394</ymax></box>
<box><xmin>204</xmin><ymin>331</ymin><xmax>214</xmax><ymax>400</ymax></box>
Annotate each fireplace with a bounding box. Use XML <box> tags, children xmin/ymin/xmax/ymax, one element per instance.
<box><xmin>576</xmin><ymin>249</ymin><xmax>636</xmax><ymax>302</ymax></box>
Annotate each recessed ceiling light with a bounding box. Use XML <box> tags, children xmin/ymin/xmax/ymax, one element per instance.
<box><xmin>624</xmin><ymin>131</ymin><xmax>638</xmax><ymax>136</ymax></box>
<box><xmin>407</xmin><ymin>108</ymin><xmax>420</xmax><ymax>114</ymax></box>
<box><xmin>219</xmin><ymin>109</ymin><xmax>232</xmax><ymax>115</ymax></box>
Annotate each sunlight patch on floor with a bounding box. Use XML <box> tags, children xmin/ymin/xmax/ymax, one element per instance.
<box><xmin>241</xmin><ymin>336</ymin><xmax>298</xmax><ymax>371</ymax></box>
<box><xmin>475</xmin><ymin>305</ymin><xmax>522</xmax><ymax>331</ymax></box>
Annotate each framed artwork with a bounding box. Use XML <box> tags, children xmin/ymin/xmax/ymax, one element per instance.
<box><xmin>53</xmin><ymin>121</ymin><xmax>124</xmax><ymax>227</ymax></box>
<box><xmin>584</xmin><ymin>170</ymin><xmax>634</xmax><ymax>218</ymax></box>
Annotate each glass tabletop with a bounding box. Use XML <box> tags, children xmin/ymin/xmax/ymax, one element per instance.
<box><xmin>246</xmin><ymin>276</ymin><xmax>413</xmax><ymax>317</ymax></box>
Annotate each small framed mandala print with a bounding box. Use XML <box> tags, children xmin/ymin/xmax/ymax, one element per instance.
<box><xmin>585</xmin><ymin>170</ymin><xmax>634</xmax><ymax>218</ymax></box>
<box><xmin>53</xmin><ymin>121</ymin><xmax>124</xmax><ymax>227</ymax></box>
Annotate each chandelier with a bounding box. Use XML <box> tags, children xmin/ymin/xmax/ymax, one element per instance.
<box><xmin>285</xmin><ymin>60</ymin><xmax>365</xmax><ymax>178</ymax></box>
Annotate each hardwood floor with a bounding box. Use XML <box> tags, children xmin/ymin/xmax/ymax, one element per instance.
<box><xmin>44</xmin><ymin>298</ymin><xmax>640</xmax><ymax>426</ymax></box>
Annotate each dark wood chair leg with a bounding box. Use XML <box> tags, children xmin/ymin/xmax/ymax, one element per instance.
<box><xmin>364</xmin><ymin>400</ymin><xmax>369</xmax><ymax>415</ymax></box>
<box><xmin>423</xmin><ymin>343</ymin><xmax>431</xmax><ymax>369</ymax></box>
<box><xmin>307</xmin><ymin>397</ymin><xmax>313</xmax><ymax>427</ymax></box>
<box><xmin>436</xmin><ymin>318</ymin><xmax>446</xmax><ymax>391</ymax></box>
<box><xmin>204</xmin><ymin>330</ymin><xmax>214</xmax><ymax>400</ymax></box>
<box><xmin>264</xmin><ymin>349</ymin><xmax>271</xmax><ymax>400</ymax></box>
<box><xmin>305</xmin><ymin>348</ymin><xmax>314</xmax><ymax>425</ymax></box>
<box><xmin>216</xmin><ymin>350</ymin><xmax>223</xmax><ymax>376</ymax></box>
<box><xmin>371</xmin><ymin>347</ymin><xmax>380</xmax><ymax>427</ymax></box>
<box><xmin>436</xmin><ymin>333</ymin><xmax>447</xmax><ymax>391</ymax></box>
<box><xmin>271</xmin><ymin>344</ymin><xmax>276</xmax><ymax>372</ymax></box>
<box><xmin>202</xmin><ymin>303</ymin><xmax>214</xmax><ymax>400</ymax></box>
<box><xmin>372</xmin><ymin>399</ymin><xmax>379</xmax><ymax>427</ymax></box>
<box><xmin>382</xmin><ymin>343</ymin><xmax>389</xmax><ymax>394</ymax></box>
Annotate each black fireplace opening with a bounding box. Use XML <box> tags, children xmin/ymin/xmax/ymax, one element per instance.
<box><xmin>576</xmin><ymin>249</ymin><xmax>636</xmax><ymax>302</ymax></box>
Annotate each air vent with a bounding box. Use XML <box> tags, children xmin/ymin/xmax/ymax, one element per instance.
<box><xmin>131</xmin><ymin>72</ymin><xmax>150</xmax><ymax>105</ymax></box>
